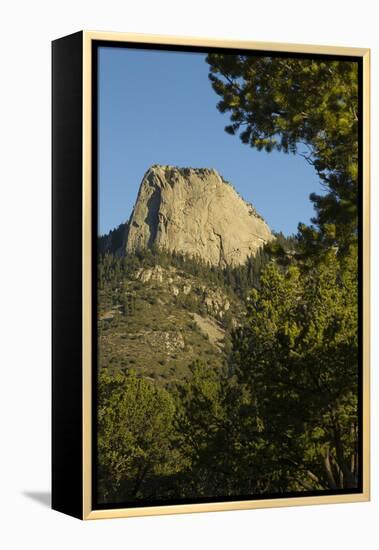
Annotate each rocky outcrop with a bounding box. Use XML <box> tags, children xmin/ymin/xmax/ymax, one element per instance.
<box><xmin>124</xmin><ymin>165</ymin><xmax>273</xmax><ymax>267</ymax></box>
<box><xmin>134</xmin><ymin>265</ymin><xmax>235</xmax><ymax>320</ymax></box>
<box><xmin>200</xmin><ymin>287</ymin><xmax>230</xmax><ymax>318</ymax></box>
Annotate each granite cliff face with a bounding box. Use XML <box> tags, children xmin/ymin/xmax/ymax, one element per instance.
<box><xmin>124</xmin><ymin>165</ymin><xmax>273</xmax><ymax>267</ymax></box>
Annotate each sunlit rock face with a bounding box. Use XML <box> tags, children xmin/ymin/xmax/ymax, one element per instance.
<box><xmin>124</xmin><ymin>165</ymin><xmax>273</xmax><ymax>267</ymax></box>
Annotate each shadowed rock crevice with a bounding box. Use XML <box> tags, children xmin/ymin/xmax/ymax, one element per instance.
<box><xmin>145</xmin><ymin>184</ymin><xmax>162</xmax><ymax>248</ymax></box>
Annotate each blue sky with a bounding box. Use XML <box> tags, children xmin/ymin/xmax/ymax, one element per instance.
<box><xmin>98</xmin><ymin>46</ymin><xmax>322</xmax><ymax>237</ymax></box>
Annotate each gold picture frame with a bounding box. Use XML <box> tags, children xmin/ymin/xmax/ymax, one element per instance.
<box><xmin>52</xmin><ymin>30</ymin><xmax>370</xmax><ymax>520</ymax></box>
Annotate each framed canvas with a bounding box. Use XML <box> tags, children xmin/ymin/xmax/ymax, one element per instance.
<box><xmin>52</xmin><ymin>31</ymin><xmax>370</xmax><ymax>520</ymax></box>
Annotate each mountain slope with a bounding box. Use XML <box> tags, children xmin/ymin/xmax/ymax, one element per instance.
<box><xmin>98</xmin><ymin>255</ymin><xmax>245</xmax><ymax>384</ymax></box>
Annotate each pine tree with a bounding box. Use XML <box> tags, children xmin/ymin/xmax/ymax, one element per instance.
<box><xmin>229</xmin><ymin>247</ymin><xmax>359</xmax><ymax>490</ymax></box>
<box><xmin>206</xmin><ymin>55</ymin><xmax>359</xmax><ymax>252</ymax></box>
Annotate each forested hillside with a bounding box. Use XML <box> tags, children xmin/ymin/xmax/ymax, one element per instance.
<box><xmin>97</xmin><ymin>245</ymin><xmax>271</xmax><ymax>384</ymax></box>
<box><xmin>97</xmin><ymin>230</ymin><xmax>358</xmax><ymax>504</ymax></box>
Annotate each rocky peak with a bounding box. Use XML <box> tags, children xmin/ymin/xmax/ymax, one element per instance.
<box><xmin>124</xmin><ymin>165</ymin><xmax>273</xmax><ymax>267</ymax></box>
